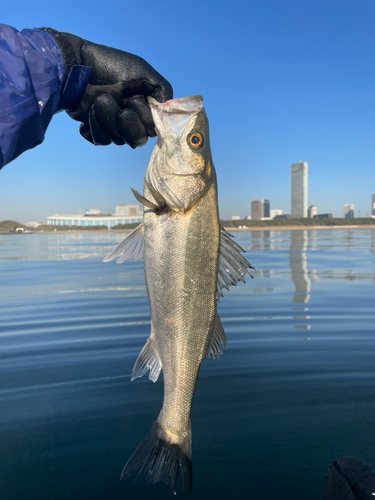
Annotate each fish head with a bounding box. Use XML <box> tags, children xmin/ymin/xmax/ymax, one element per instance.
<box><xmin>146</xmin><ymin>96</ymin><xmax>215</xmax><ymax>214</ymax></box>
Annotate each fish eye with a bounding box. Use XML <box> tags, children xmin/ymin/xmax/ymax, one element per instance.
<box><xmin>188</xmin><ymin>132</ymin><xmax>204</xmax><ymax>149</ymax></box>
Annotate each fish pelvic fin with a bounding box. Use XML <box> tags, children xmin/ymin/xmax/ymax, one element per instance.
<box><xmin>131</xmin><ymin>337</ymin><xmax>162</xmax><ymax>383</ymax></box>
<box><xmin>130</xmin><ymin>184</ymin><xmax>168</xmax><ymax>215</ymax></box>
<box><xmin>205</xmin><ymin>313</ymin><xmax>227</xmax><ymax>360</ymax></box>
<box><xmin>121</xmin><ymin>420</ymin><xmax>192</xmax><ymax>497</ymax></box>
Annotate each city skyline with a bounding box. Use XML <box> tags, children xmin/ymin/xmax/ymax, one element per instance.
<box><xmin>247</xmin><ymin>163</ymin><xmax>373</xmax><ymax>221</ymax></box>
<box><xmin>5</xmin><ymin>169</ymin><xmax>375</xmax><ymax>224</ymax></box>
<box><xmin>1</xmin><ymin>1</ymin><xmax>374</xmax><ymax>222</ymax></box>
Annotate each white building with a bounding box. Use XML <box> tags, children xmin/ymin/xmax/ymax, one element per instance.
<box><xmin>47</xmin><ymin>205</ymin><xmax>142</xmax><ymax>229</ymax></box>
<box><xmin>291</xmin><ymin>162</ymin><xmax>308</xmax><ymax>218</ymax></box>
<box><xmin>115</xmin><ymin>205</ymin><xmax>140</xmax><ymax>216</ymax></box>
<box><xmin>270</xmin><ymin>209</ymin><xmax>283</xmax><ymax>219</ymax></box>
<box><xmin>231</xmin><ymin>216</ymin><xmax>241</xmax><ymax>220</ymax></box>
<box><xmin>24</xmin><ymin>222</ymin><xmax>43</xmax><ymax>228</ymax></box>
<box><xmin>307</xmin><ymin>203</ymin><xmax>318</xmax><ymax>218</ymax></box>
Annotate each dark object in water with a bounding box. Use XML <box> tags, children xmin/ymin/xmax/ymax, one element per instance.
<box><xmin>324</xmin><ymin>457</ymin><xmax>375</xmax><ymax>499</ymax></box>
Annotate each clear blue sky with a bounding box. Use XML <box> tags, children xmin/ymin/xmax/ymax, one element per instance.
<box><xmin>1</xmin><ymin>0</ymin><xmax>374</xmax><ymax>221</ymax></box>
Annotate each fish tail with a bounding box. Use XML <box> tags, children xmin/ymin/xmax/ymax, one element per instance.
<box><xmin>121</xmin><ymin>420</ymin><xmax>192</xmax><ymax>496</ymax></box>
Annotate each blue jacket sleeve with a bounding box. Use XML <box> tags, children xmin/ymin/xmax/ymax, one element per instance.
<box><xmin>0</xmin><ymin>25</ymin><xmax>90</xmax><ymax>170</ymax></box>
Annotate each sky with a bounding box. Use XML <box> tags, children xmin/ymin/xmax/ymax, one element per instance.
<box><xmin>0</xmin><ymin>0</ymin><xmax>374</xmax><ymax>222</ymax></box>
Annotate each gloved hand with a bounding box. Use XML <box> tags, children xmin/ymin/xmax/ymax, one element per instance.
<box><xmin>41</xmin><ymin>29</ymin><xmax>173</xmax><ymax>148</ymax></box>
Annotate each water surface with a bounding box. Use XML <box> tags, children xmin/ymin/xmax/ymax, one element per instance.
<box><xmin>0</xmin><ymin>229</ymin><xmax>374</xmax><ymax>500</ymax></box>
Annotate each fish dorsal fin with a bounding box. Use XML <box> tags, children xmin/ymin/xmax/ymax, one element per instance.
<box><xmin>103</xmin><ymin>223</ymin><xmax>144</xmax><ymax>263</ymax></box>
<box><xmin>205</xmin><ymin>313</ymin><xmax>227</xmax><ymax>359</ymax></box>
<box><xmin>216</xmin><ymin>227</ymin><xmax>254</xmax><ymax>301</ymax></box>
<box><xmin>131</xmin><ymin>337</ymin><xmax>162</xmax><ymax>383</ymax></box>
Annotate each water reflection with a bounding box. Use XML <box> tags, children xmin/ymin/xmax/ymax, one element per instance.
<box><xmin>372</xmin><ymin>230</ymin><xmax>375</xmax><ymax>282</ymax></box>
<box><xmin>289</xmin><ymin>231</ymin><xmax>311</xmax><ymax>304</ymax></box>
<box><xmin>0</xmin><ymin>233</ymin><xmax>128</xmax><ymax>261</ymax></box>
<box><xmin>371</xmin><ymin>229</ymin><xmax>375</xmax><ymax>254</ymax></box>
<box><xmin>288</xmin><ymin>230</ymin><xmax>311</xmax><ymax>329</ymax></box>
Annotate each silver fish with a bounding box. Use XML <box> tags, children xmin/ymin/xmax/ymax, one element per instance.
<box><xmin>104</xmin><ymin>96</ymin><xmax>253</xmax><ymax>495</ymax></box>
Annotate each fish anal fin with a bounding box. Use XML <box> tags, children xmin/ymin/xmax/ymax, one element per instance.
<box><xmin>132</xmin><ymin>337</ymin><xmax>162</xmax><ymax>383</ymax></box>
<box><xmin>103</xmin><ymin>223</ymin><xmax>144</xmax><ymax>263</ymax></box>
<box><xmin>205</xmin><ymin>314</ymin><xmax>227</xmax><ymax>359</ymax></box>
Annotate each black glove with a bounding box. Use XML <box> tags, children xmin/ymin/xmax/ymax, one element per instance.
<box><xmin>41</xmin><ymin>28</ymin><xmax>173</xmax><ymax>148</ymax></box>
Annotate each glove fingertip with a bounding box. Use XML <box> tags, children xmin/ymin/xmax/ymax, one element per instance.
<box><xmin>89</xmin><ymin>107</ymin><xmax>111</xmax><ymax>146</ymax></box>
<box><xmin>158</xmin><ymin>80</ymin><xmax>173</xmax><ymax>102</ymax></box>
<box><xmin>118</xmin><ymin>108</ymin><xmax>148</xmax><ymax>149</ymax></box>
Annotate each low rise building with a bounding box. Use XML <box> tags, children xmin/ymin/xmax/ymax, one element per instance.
<box><xmin>24</xmin><ymin>222</ymin><xmax>43</xmax><ymax>228</ymax></box>
<box><xmin>274</xmin><ymin>213</ymin><xmax>291</xmax><ymax>220</ymax></box>
<box><xmin>313</xmin><ymin>213</ymin><xmax>333</xmax><ymax>219</ymax></box>
<box><xmin>47</xmin><ymin>206</ymin><xmax>142</xmax><ymax>229</ymax></box>
<box><xmin>270</xmin><ymin>209</ymin><xmax>283</xmax><ymax>219</ymax></box>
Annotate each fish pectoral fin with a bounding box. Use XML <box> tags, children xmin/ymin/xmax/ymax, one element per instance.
<box><xmin>205</xmin><ymin>313</ymin><xmax>227</xmax><ymax>359</ymax></box>
<box><xmin>144</xmin><ymin>179</ymin><xmax>167</xmax><ymax>209</ymax></box>
<box><xmin>103</xmin><ymin>223</ymin><xmax>144</xmax><ymax>263</ymax></box>
<box><xmin>130</xmin><ymin>187</ymin><xmax>159</xmax><ymax>211</ymax></box>
<box><xmin>216</xmin><ymin>226</ymin><xmax>255</xmax><ymax>301</ymax></box>
<box><xmin>131</xmin><ymin>337</ymin><xmax>162</xmax><ymax>383</ymax></box>
<box><xmin>131</xmin><ymin>186</ymin><xmax>168</xmax><ymax>215</ymax></box>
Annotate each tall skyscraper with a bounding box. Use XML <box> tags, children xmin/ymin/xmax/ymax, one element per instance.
<box><xmin>344</xmin><ymin>204</ymin><xmax>355</xmax><ymax>218</ymax></box>
<box><xmin>372</xmin><ymin>194</ymin><xmax>375</xmax><ymax>216</ymax></box>
<box><xmin>291</xmin><ymin>162</ymin><xmax>308</xmax><ymax>218</ymax></box>
<box><xmin>251</xmin><ymin>199</ymin><xmax>270</xmax><ymax>220</ymax></box>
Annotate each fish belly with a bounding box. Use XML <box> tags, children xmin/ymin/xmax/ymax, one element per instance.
<box><xmin>144</xmin><ymin>186</ymin><xmax>219</xmax><ymax>436</ymax></box>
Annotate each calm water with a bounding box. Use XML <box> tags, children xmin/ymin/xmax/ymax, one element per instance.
<box><xmin>0</xmin><ymin>228</ymin><xmax>375</xmax><ymax>500</ymax></box>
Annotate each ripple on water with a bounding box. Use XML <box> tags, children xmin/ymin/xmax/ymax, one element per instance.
<box><xmin>0</xmin><ymin>229</ymin><xmax>374</xmax><ymax>500</ymax></box>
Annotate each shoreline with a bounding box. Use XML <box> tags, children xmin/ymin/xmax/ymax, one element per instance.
<box><xmin>2</xmin><ymin>224</ymin><xmax>375</xmax><ymax>235</ymax></box>
<box><xmin>224</xmin><ymin>224</ymin><xmax>375</xmax><ymax>231</ymax></box>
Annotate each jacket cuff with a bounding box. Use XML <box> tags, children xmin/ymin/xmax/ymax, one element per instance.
<box><xmin>37</xmin><ymin>28</ymin><xmax>91</xmax><ymax>111</ymax></box>
<box><xmin>58</xmin><ymin>65</ymin><xmax>92</xmax><ymax>111</ymax></box>
<box><xmin>39</xmin><ymin>27</ymin><xmax>80</xmax><ymax>79</ymax></box>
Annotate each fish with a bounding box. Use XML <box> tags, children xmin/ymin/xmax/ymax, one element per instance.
<box><xmin>104</xmin><ymin>95</ymin><xmax>253</xmax><ymax>495</ymax></box>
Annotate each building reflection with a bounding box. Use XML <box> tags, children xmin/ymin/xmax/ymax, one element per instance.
<box><xmin>288</xmin><ymin>230</ymin><xmax>311</xmax><ymax>329</ymax></box>
<box><xmin>248</xmin><ymin>230</ymin><xmax>272</xmax><ymax>251</ymax></box>
<box><xmin>371</xmin><ymin>229</ymin><xmax>375</xmax><ymax>282</ymax></box>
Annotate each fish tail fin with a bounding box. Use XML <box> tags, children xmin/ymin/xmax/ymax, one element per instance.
<box><xmin>121</xmin><ymin>420</ymin><xmax>192</xmax><ymax>496</ymax></box>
